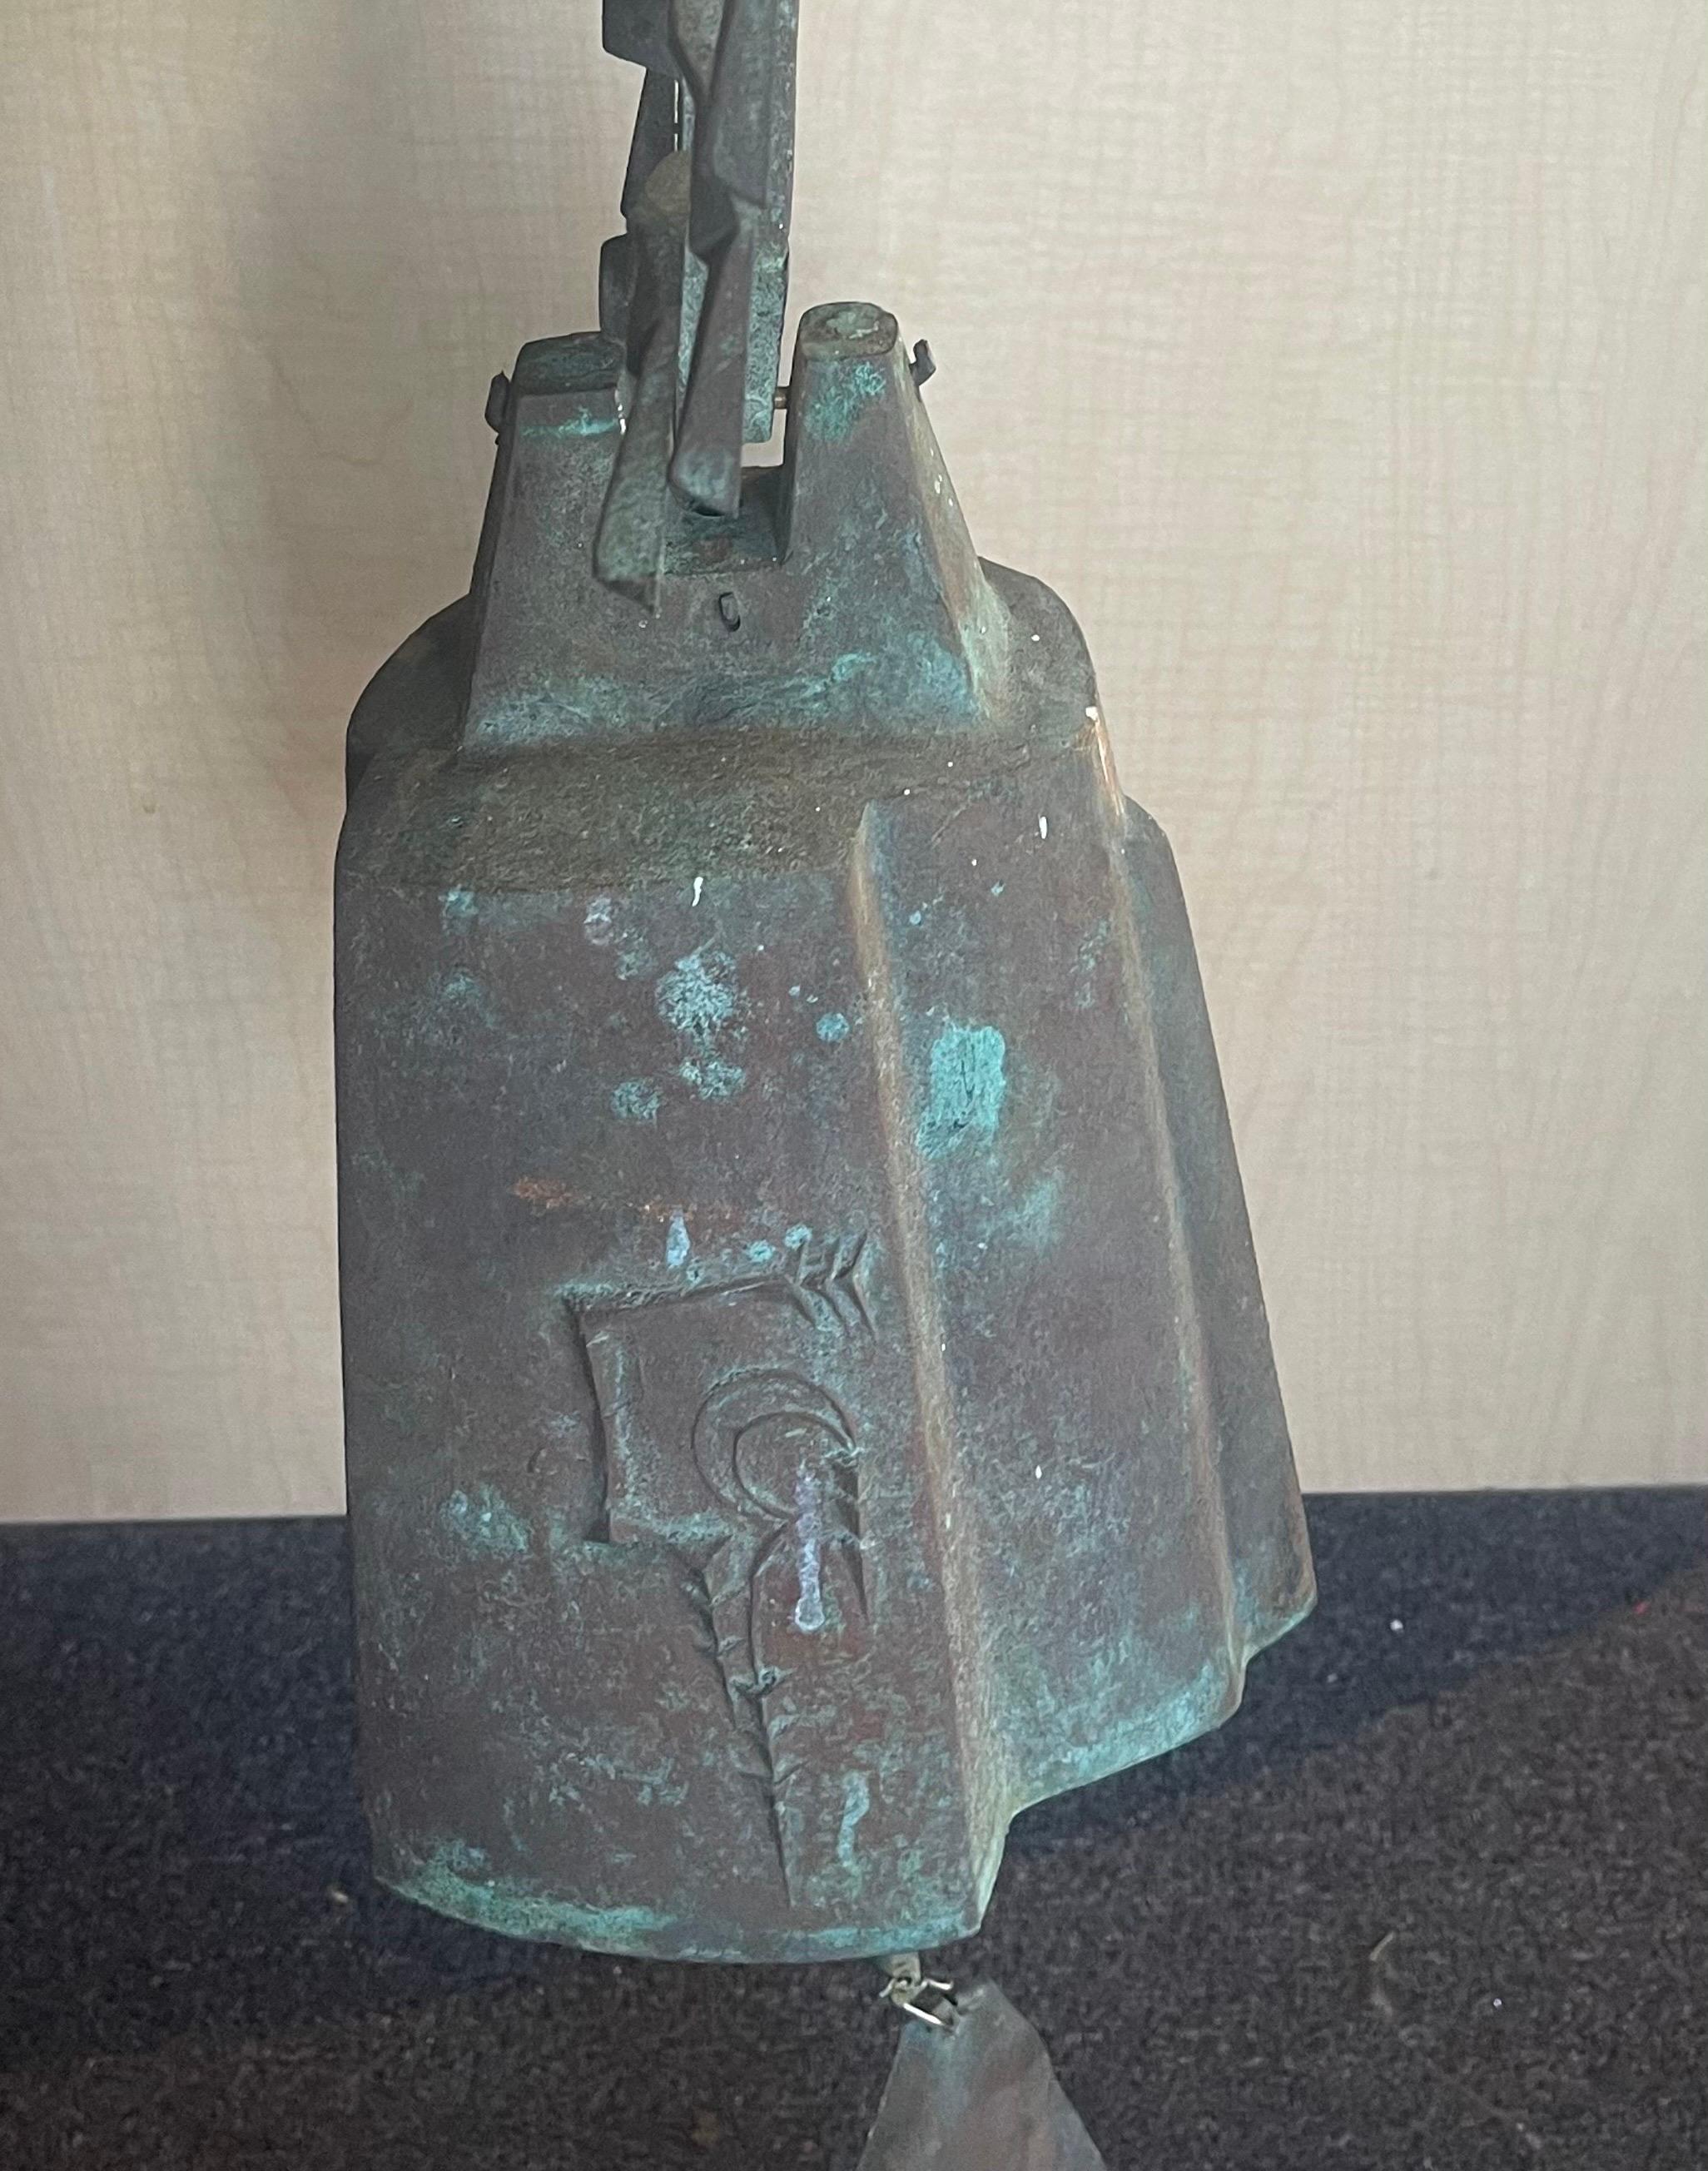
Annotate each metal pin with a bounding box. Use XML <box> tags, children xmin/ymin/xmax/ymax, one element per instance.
<box><xmin>880</xmin><ymin>1951</ymin><xmax>959</xmax><ymax>2030</ymax></box>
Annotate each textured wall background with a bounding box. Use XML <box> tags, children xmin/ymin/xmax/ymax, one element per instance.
<box><xmin>2</xmin><ymin>1</ymin><xmax>1703</xmax><ymax>1516</ymax></box>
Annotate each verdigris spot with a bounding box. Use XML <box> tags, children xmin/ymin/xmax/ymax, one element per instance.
<box><xmin>678</xmin><ymin>1056</ymin><xmax>747</xmax><ymax>1100</ymax></box>
<box><xmin>837</xmin><ymin>1771</ymin><xmax>871</xmax><ymax>1870</ymax></box>
<box><xmin>432</xmin><ymin>970</ymin><xmax>498</xmax><ymax>1029</ymax></box>
<box><xmin>918</xmin><ymin>1021</ymin><xmax>1007</xmax><ymax>1158</ymax></box>
<box><xmin>611</xmin><ymin>1078</ymin><xmax>661</xmax><ymax>1122</ymax></box>
<box><xmin>539</xmin><ymin>407</ymin><xmax>617</xmax><ymax>438</ymax></box>
<box><xmin>442</xmin><ymin>1484</ymin><xmax>529</xmax><ymax>1557</ymax></box>
<box><xmin>657</xmin><ymin>949</ymin><xmax>738</xmax><ymax>1046</ymax></box>
<box><xmin>816</xmin><ymin>1011</ymin><xmax>851</xmax><ymax>1044</ymax></box>
<box><xmin>400</xmin><ymin>1843</ymin><xmax>710</xmax><ymax>1955</ymax></box>
<box><xmin>657</xmin><ymin>949</ymin><xmax>747</xmax><ymax>1097</ymax></box>
<box><xmin>806</xmin><ymin>356</ymin><xmax>887</xmax><ymax>441</ymax></box>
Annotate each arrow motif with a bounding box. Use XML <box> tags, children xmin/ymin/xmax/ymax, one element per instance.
<box><xmin>575</xmin><ymin>1227</ymin><xmax>874</xmax><ymax>1340</ymax></box>
<box><xmin>762</xmin><ymin>1231</ymin><xmax>872</xmax><ymax>1337</ymax></box>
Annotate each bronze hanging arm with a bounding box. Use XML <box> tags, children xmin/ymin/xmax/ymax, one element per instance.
<box><xmin>595</xmin><ymin>0</ymin><xmax>799</xmax><ymax>603</ymax></box>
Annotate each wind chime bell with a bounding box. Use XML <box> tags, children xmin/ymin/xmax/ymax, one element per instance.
<box><xmin>335</xmin><ymin>6</ymin><xmax>1313</xmax><ymax>2157</ymax></box>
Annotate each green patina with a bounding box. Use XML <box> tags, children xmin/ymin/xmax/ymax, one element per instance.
<box><xmin>433</xmin><ymin>970</ymin><xmax>498</xmax><ymax>1028</ymax></box>
<box><xmin>657</xmin><ymin>949</ymin><xmax>739</xmax><ymax>1046</ymax></box>
<box><xmin>524</xmin><ymin>407</ymin><xmax>618</xmax><ymax>439</ymax></box>
<box><xmin>1005</xmin><ymin>1170</ymin><xmax>1063</xmax><ymax>1248</ymax></box>
<box><xmin>837</xmin><ymin>1771</ymin><xmax>871</xmax><ymax>1870</ymax></box>
<box><xmin>900</xmin><ymin>633</ymin><xmax>972</xmax><ymax>712</ymax></box>
<box><xmin>805</xmin><ymin>356</ymin><xmax>887</xmax><ymax>442</ymax></box>
<box><xmin>395</xmin><ymin>1838</ymin><xmax>980</xmax><ymax>1963</ymax></box>
<box><xmin>678</xmin><ymin>1056</ymin><xmax>746</xmax><ymax>1100</ymax></box>
<box><xmin>441</xmin><ymin>1484</ymin><xmax>530</xmax><ymax>1558</ymax></box>
<box><xmin>335</xmin><ymin>53</ymin><xmax>1315</xmax><ymax>1964</ymax></box>
<box><xmin>611</xmin><ymin>1078</ymin><xmax>661</xmax><ymax>1122</ymax></box>
<box><xmin>1072</xmin><ymin>915</ymin><xmax>1112</xmax><ymax>1008</ymax></box>
<box><xmin>918</xmin><ymin>1021</ymin><xmax>1007</xmax><ymax>1158</ymax></box>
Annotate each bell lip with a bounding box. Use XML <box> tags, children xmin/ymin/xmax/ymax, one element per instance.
<box><xmin>378</xmin><ymin>1853</ymin><xmax>988</xmax><ymax>1966</ymax></box>
<box><xmin>373</xmin><ymin>1577</ymin><xmax>1316</xmax><ymax>1967</ymax></box>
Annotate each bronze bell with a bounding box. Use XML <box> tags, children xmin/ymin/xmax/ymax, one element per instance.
<box><xmin>335</xmin><ymin>0</ymin><xmax>1312</xmax><ymax>1977</ymax></box>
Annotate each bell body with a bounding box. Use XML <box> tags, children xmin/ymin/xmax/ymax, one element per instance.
<box><xmin>336</xmin><ymin>304</ymin><xmax>1312</xmax><ymax>1961</ymax></box>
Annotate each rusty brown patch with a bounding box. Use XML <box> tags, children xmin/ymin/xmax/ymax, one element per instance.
<box><xmin>510</xmin><ymin>1175</ymin><xmax>582</xmax><ymax>1212</ymax></box>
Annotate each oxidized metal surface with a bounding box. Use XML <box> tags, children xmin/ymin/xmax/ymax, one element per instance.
<box><xmin>335</xmin><ymin>7</ymin><xmax>1313</xmax><ymax>1967</ymax></box>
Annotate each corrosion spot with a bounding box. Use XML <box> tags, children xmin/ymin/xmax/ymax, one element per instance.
<box><xmin>512</xmin><ymin>1175</ymin><xmax>580</xmax><ymax>1211</ymax></box>
<box><xmin>918</xmin><ymin>1022</ymin><xmax>1007</xmax><ymax>1158</ymax></box>
<box><xmin>657</xmin><ymin>949</ymin><xmax>738</xmax><ymax>1046</ymax></box>
<box><xmin>611</xmin><ymin>1079</ymin><xmax>661</xmax><ymax>1123</ymax></box>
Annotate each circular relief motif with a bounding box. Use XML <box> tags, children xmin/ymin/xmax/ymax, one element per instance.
<box><xmin>690</xmin><ymin>1370</ymin><xmax>856</xmax><ymax>1523</ymax></box>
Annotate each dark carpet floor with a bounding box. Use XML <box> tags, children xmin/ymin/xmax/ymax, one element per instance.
<box><xmin>0</xmin><ymin>1493</ymin><xmax>1703</xmax><ymax>2169</ymax></box>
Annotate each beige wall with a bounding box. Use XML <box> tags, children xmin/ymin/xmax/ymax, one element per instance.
<box><xmin>2</xmin><ymin>1</ymin><xmax>1703</xmax><ymax>1518</ymax></box>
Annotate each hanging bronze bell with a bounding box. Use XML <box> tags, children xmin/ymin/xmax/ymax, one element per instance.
<box><xmin>335</xmin><ymin>0</ymin><xmax>1313</xmax><ymax>1970</ymax></box>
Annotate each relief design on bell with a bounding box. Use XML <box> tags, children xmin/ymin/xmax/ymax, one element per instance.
<box><xmin>565</xmin><ymin>1230</ymin><xmax>876</xmax><ymax>1890</ymax></box>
